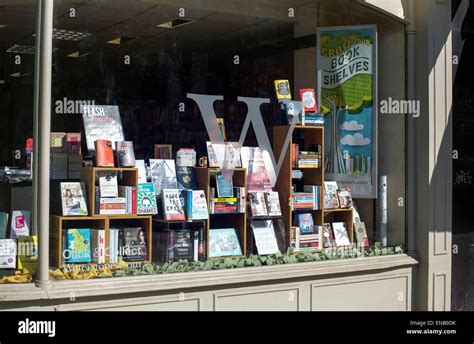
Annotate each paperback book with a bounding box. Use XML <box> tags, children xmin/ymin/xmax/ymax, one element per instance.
<box><xmin>265</xmin><ymin>191</ymin><xmax>282</xmax><ymax>216</ymax></box>
<box><xmin>149</xmin><ymin>159</ymin><xmax>178</xmax><ymax>196</ymax></box>
<box><xmin>274</xmin><ymin>79</ymin><xmax>292</xmax><ymax>100</ymax></box>
<box><xmin>176</xmin><ymin>166</ymin><xmax>197</xmax><ymax>190</ymax></box>
<box><xmin>137</xmin><ymin>183</ymin><xmax>158</xmax><ymax>215</ymax></box>
<box><xmin>249</xmin><ymin>192</ymin><xmax>268</xmax><ymax>217</ymax></box>
<box><xmin>176</xmin><ymin>148</ymin><xmax>196</xmax><ymax>167</ymax></box>
<box><xmin>115</xmin><ymin>141</ymin><xmax>136</xmax><ymax>167</ymax></box>
<box><xmin>136</xmin><ymin>160</ymin><xmax>148</xmax><ymax>184</ymax></box>
<box><xmin>337</xmin><ymin>187</ymin><xmax>353</xmax><ymax>208</ymax></box>
<box><xmin>66</xmin><ymin>228</ymin><xmax>92</xmax><ymax>263</ymax></box>
<box><xmin>95</xmin><ymin>139</ymin><xmax>114</xmax><ymax>167</ymax></box>
<box><xmin>122</xmin><ymin>227</ymin><xmax>148</xmax><ymax>261</ymax></box>
<box><xmin>183</xmin><ymin>190</ymin><xmax>209</xmax><ymax>221</ymax></box>
<box><xmin>90</xmin><ymin>229</ymin><xmax>105</xmax><ymax>264</ymax></box>
<box><xmin>162</xmin><ymin>189</ymin><xmax>186</xmax><ymax>221</ymax></box>
<box><xmin>240</xmin><ymin>146</ymin><xmax>272</xmax><ymax>192</ymax></box>
<box><xmin>98</xmin><ymin>171</ymin><xmax>118</xmax><ymax>197</ymax></box>
<box><xmin>60</xmin><ymin>182</ymin><xmax>88</xmax><ymax>216</ymax></box>
<box><xmin>332</xmin><ymin>222</ymin><xmax>351</xmax><ymax>247</ymax></box>
<box><xmin>216</xmin><ymin>173</ymin><xmax>233</xmax><ymax>198</ymax></box>
<box><xmin>299</xmin><ymin>88</ymin><xmax>318</xmax><ymax>112</ymax></box>
<box><xmin>323</xmin><ymin>181</ymin><xmax>340</xmax><ymax>209</ymax></box>
<box><xmin>209</xmin><ymin>228</ymin><xmax>242</xmax><ymax>258</ymax></box>
<box><xmin>295</xmin><ymin>213</ymin><xmax>315</xmax><ymax>234</ymax></box>
<box><xmin>323</xmin><ymin>223</ymin><xmax>334</xmax><ymax>248</ymax></box>
<box><xmin>10</xmin><ymin>211</ymin><xmax>31</xmax><ymax>239</ymax></box>
<box><xmin>251</xmin><ymin>220</ymin><xmax>279</xmax><ymax>255</ymax></box>
<box><xmin>354</xmin><ymin>222</ymin><xmax>369</xmax><ymax>248</ymax></box>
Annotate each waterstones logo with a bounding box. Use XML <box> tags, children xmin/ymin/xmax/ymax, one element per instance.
<box><xmin>55</xmin><ymin>97</ymin><xmax>96</xmax><ymax>115</ymax></box>
<box><xmin>379</xmin><ymin>97</ymin><xmax>420</xmax><ymax>118</ymax></box>
<box><xmin>18</xmin><ymin>318</ymin><xmax>56</xmax><ymax>338</ymax></box>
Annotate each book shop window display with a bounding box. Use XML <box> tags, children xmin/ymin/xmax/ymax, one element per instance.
<box><xmin>0</xmin><ymin>0</ymin><xmax>409</xmax><ymax>283</ymax></box>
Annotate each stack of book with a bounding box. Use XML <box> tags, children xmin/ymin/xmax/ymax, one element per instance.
<box><xmin>96</xmin><ymin>171</ymin><xmax>136</xmax><ymax>215</ymax></box>
<box><xmin>292</xmin><ymin>192</ymin><xmax>315</xmax><ymax>210</ymax></box>
<box><xmin>154</xmin><ymin>228</ymin><xmax>205</xmax><ymax>262</ymax></box>
<box><xmin>209</xmin><ymin>187</ymin><xmax>246</xmax><ymax>214</ymax></box>
<box><xmin>303</xmin><ymin>185</ymin><xmax>322</xmax><ymax>210</ymax></box>
<box><xmin>297</xmin><ymin>147</ymin><xmax>322</xmax><ymax>168</ymax></box>
<box><xmin>290</xmin><ymin>226</ymin><xmax>322</xmax><ymax>252</ymax></box>
<box><xmin>50</xmin><ymin>132</ymin><xmax>83</xmax><ymax>179</ymax></box>
<box><xmin>109</xmin><ymin>227</ymin><xmax>148</xmax><ymax>263</ymax></box>
<box><xmin>118</xmin><ymin>186</ymin><xmax>137</xmax><ymax>214</ymax></box>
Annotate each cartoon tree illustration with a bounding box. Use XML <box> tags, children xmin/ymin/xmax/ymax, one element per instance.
<box><xmin>323</xmin><ymin>94</ymin><xmax>347</xmax><ymax>174</ymax></box>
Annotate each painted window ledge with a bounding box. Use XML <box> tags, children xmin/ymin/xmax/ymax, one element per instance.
<box><xmin>0</xmin><ymin>254</ymin><xmax>418</xmax><ymax>302</ymax></box>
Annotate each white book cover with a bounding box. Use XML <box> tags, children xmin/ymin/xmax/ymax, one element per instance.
<box><xmin>98</xmin><ymin>171</ymin><xmax>118</xmax><ymax>198</ymax></box>
<box><xmin>60</xmin><ymin>182</ymin><xmax>88</xmax><ymax>216</ymax></box>
<box><xmin>190</xmin><ymin>190</ymin><xmax>209</xmax><ymax>220</ymax></box>
<box><xmin>251</xmin><ymin>220</ymin><xmax>279</xmax><ymax>255</ymax></box>
<box><xmin>332</xmin><ymin>222</ymin><xmax>351</xmax><ymax>247</ymax></box>
<box><xmin>163</xmin><ymin>189</ymin><xmax>185</xmax><ymax>221</ymax></box>
<box><xmin>265</xmin><ymin>192</ymin><xmax>282</xmax><ymax>216</ymax></box>
<box><xmin>136</xmin><ymin>160</ymin><xmax>148</xmax><ymax>184</ymax></box>
<box><xmin>323</xmin><ymin>181</ymin><xmax>340</xmax><ymax>209</ymax></box>
<box><xmin>99</xmin><ymin>198</ymin><xmax>126</xmax><ymax>215</ymax></box>
<box><xmin>10</xmin><ymin>211</ymin><xmax>31</xmax><ymax>239</ymax></box>
<box><xmin>176</xmin><ymin>148</ymin><xmax>196</xmax><ymax>167</ymax></box>
<box><xmin>90</xmin><ymin>229</ymin><xmax>105</xmax><ymax>264</ymax></box>
<box><xmin>249</xmin><ymin>192</ymin><xmax>268</xmax><ymax>217</ymax></box>
<box><xmin>149</xmin><ymin>159</ymin><xmax>178</xmax><ymax>196</ymax></box>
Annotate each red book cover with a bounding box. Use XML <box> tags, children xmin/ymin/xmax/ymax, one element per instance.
<box><xmin>299</xmin><ymin>88</ymin><xmax>318</xmax><ymax>112</ymax></box>
<box><xmin>132</xmin><ymin>187</ymin><xmax>137</xmax><ymax>214</ymax></box>
<box><xmin>95</xmin><ymin>139</ymin><xmax>114</xmax><ymax>167</ymax></box>
<box><xmin>67</xmin><ymin>133</ymin><xmax>82</xmax><ymax>154</ymax></box>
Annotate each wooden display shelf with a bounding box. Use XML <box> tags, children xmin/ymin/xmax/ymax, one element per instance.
<box><xmin>80</xmin><ymin>167</ymin><xmax>138</xmax><ymax>218</ymax></box>
<box><xmin>50</xmin><ymin>214</ymin><xmax>152</xmax><ymax>268</ymax></box>
<box><xmin>195</xmin><ymin>167</ymin><xmax>247</xmax><ymax>258</ymax></box>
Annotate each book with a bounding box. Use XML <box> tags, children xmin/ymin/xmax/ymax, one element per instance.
<box><xmin>225</xmin><ymin>142</ymin><xmax>242</xmax><ymax>168</ymax></box>
<box><xmin>296</xmin><ymin>213</ymin><xmax>314</xmax><ymax>234</ymax></box>
<box><xmin>251</xmin><ymin>220</ymin><xmax>279</xmax><ymax>255</ymax></box>
<box><xmin>68</xmin><ymin>154</ymin><xmax>83</xmax><ymax>179</ymax></box>
<box><xmin>95</xmin><ymin>139</ymin><xmax>114</xmax><ymax>167</ymax></box>
<box><xmin>206</xmin><ymin>142</ymin><xmax>241</xmax><ymax>168</ymax></box>
<box><xmin>209</xmin><ymin>228</ymin><xmax>242</xmax><ymax>258</ymax></box>
<box><xmin>99</xmin><ymin>198</ymin><xmax>127</xmax><ymax>215</ymax></box>
<box><xmin>216</xmin><ymin>173</ymin><xmax>233</xmax><ymax>198</ymax></box>
<box><xmin>216</xmin><ymin>118</ymin><xmax>227</xmax><ymax>141</ymax></box>
<box><xmin>323</xmin><ymin>223</ymin><xmax>333</xmax><ymax>248</ymax></box>
<box><xmin>332</xmin><ymin>222</ymin><xmax>351</xmax><ymax>247</ymax></box>
<box><xmin>18</xmin><ymin>236</ymin><xmax>38</xmax><ymax>273</ymax></box>
<box><xmin>90</xmin><ymin>229</ymin><xmax>105</xmax><ymax>264</ymax></box>
<box><xmin>354</xmin><ymin>222</ymin><xmax>369</xmax><ymax>248</ymax></box>
<box><xmin>122</xmin><ymin>227</ymin><xmax>148</xmax><ymax>261</ymax></box>
<box><xmin>149</xmin><ymin>159</ymin><xmax>178</xmax><ymax>196</ymax></box>
<box><xmin>249</xmin><ymin>192</ymin><xmax>268</xmax><ymax>217</ymax></box>
<box><xmin>265</xmin><ymin>191</ymin><xmax>282</xmax><ymax>216</ymax></box>
<box><xmin>10</xmin><ymin>211</ymin><xmax>31</xmax><ymax>239</ymax></box>
<box><xmin>284</xmin><ymin>101</ymin><xmax>304</xmax><ymax>125</ymax></box>
<box><xmin>0</xmin><ymin>212</ymin><xmax>8</xmax><ymax>239</ymax></box>
<box><xmin>240</xmin><ymin>146</ymin><xmax>272</xmax><ymax>192</ymax></box>
<box><xmin>82</xmin><ymin>105</ymin><xmax>124</xmax><ymax>154</ymax></box>
<box><xmin>115</xmin><ymin>141</ymin><xmax>136</xmax><ymax>167</ymax></box>
<box><xmin>176</xmin><ymin>166</ymin><xmax>197</xmax><ymax>190</ymax></box>
<box><xmin>337</xmin><ymin>187</ymin><xmax>353</xmax><ymax>208</ymax></box>
<box><xmin>274</xmin><ymin>79</ymin><xmax>292</xmax><ymax>100</ymax></box>
<box><xmin>118</xmin><ymin>186</ymin><xmax>137</xmax><ymax>214</ymax></box>
<box><xmin>303</xmin><ymin>185</ymin><xmax>322</xmax><ymax>210</ymax></box>
<box><xmin>184</xmin><ymin>190</ymin><xmax>209</xmax><ymax>221</ymax></box>
<box><xmin>0</xmin><ymin>239</ymin><xmax>17</xmax><ymax>269</ymax></box>
<box><xmin>50</xmin><ymin>132</ymin><xmax>67</xmax><ymax>153</ymax></box>
<box><xmin>66</xmin><ymin>132</ymin><xmax>82</xmax><ymax>155</ymax></box>
<box><xmin>137</xmin><ymin>183</ymin><xmax>158</xmax><ymax>215</ymax></box>
<box><xmin>98</xmin><ymin>171</ymin><xmax>118</xmax><ymax>198</ymax></box>
<box><xmin>290</xmin><ymin>226</ymin><xmax>300</xmax><ymax>251</ymax></box>
<box><xmin>60</xmin><ymin>182</ymin><xmax>88</xmax><ymax>216</ymax></box>
<box><xmin>157</xmin><ymin>229</ymin><xmax>194</xmax><ymax>262</ymax></box>
<box><xmin>162</xmin><ymin>189</ymin><xmax>186</xmax><ymax>221</ymax></box>
<box><xmin>323</xmin><ymin>181</ymin><xmax>340</xmax><ymax>209</ymax></box>
<box><xmin>299</xmin><ymin>88</ymin><xmax>318</xmax><ymax>112</ymax></box>
<box><xmin>136</xmin><ymin>160</ymin><xmax>148</xmax><ymax>184</ymax></box>
<box><xmin>176</xmin><ymin>148</ymin><xmax>196</xmax><ymax>167</ymax></box>
<box><xmin>66</xmin><ymin>228</ymin><xmax>91</xmax><ymax>263</ymax></box>
<box><xmin>154</xmin><ymin>144</ymin><xmax>172</xmax><ymax>159</ymax></box>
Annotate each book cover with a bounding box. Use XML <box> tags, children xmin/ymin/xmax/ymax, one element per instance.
<box><xmin>0</xmin><ymin>212</ymin><xmax>8</xmax><ymax>239</ymax></box>
<box><xmin>206</xmin><ymin>142</ymin><xmax>241</xmax><ymax>169</ymax></box>
<box><xmin>284</xmin><ymin>101</ymin><xmax>304</xmax><ymax>125</ymax></box>
<box><xmin>67</xmin><ymin>228</ymin><xmax>92</xmax><ymax>263</ymax></box>
<box><xmin>299</xmin><ymin>88</ymin><xmax>318</xmax><ymax>112</ymax></box>
<box><xmin>98</xmin><ymin>171</ymin><xmax>118</xmax><ymax>198</ymax></box>
<box><xmin>0</xmin><ymin>239</ymin><xmax>17</xmax><ymax>269</ymax></box>
<box><xmin>50</xmin><ymin>132</ymin><xmax>67</xmax><ymax>153</ymax></box>
<box><xmin>323</xmin><ymin>223</ymin><xmax>333</xmax><ymax>248</ymax></box>
<box><xmin>135</xmin><ymin>160</ymin><xmax>148</xmax><ymax>184</ymax></box>
<box><xmin>149</xmin><ymin>159</ymin><xmax>178</xmax><ymax>196</ymax></box>
<box><xmin>354</xmin><ymin>222</ymin><xmax>369</xmax><ymax>248</ymax></box>
<box><xmin>137</xmin><ymin>183</ymin><xmax>158</xmax><ymax>215</ymax></box>
<box><xmin>186</xmin><ymin>190</ymin><xmax>209</xmax><ymax>220</ymax></box>
<box><xmin>122</xmin><ymin>227</ymin><xmax>148</xmax><ymax>261</ymax></box>
<box><xmin>66</xmin><ymin>132</ymin><xmax>82</xmax><ymax>155</ymax></box>
<box><xmin>162</xmin><ymin>189</ymin><xmax>186</xmax><ymax>221</ymax></box>
<box><xmin>216</xmin><ymin>173</ymin><xmax>233</xmax><ymax>198</ymax></box>
<box><xmin>249</xmin><ymin>192</ymin><xmax>268</xmax><ymax>217</ymax></box>
<box><xmin>265</xmin><ymin>191</ymin><xmax>282</xmax><ymax>216</ymax></box>
<box><xmin>251</xmin><ymin>220</ymin><xmax>279</xmax><ymax>255</ymax></box>
<box><xmin>172</xmin><ymin>230</ymin><xmax>194</xmax><ymax>261</ymax></box>
<box><xmin>176</xmin><ymin>166</ymin><xmax>197</xmax><ymax>190</ymax></box>
<box><xmin>274</xmin><ymin>79</ymin><xmax>292</xmax><ymax>100</ymax></box>
<box><xmin>176</xmin><ymin>148</ymin><xmax>196</xmax><ymax>167</ymax></box>
<box><xmin>240</xmin><ymin>147</ymin><xmax>272</xmax><ymax>192</ymax></box>
<box><xmin>337</xmin><ymin>187</ymin><xmax>353</xmax><ymax>208</ymax></box>
<box><xmin>323</xmin><ymin>181</ymin><xmax>340</xmax><ymax>209</ymax></box>
<box><xmin>115</xmin><ymin>141</ymin><xmax>136</xmax><ymax>167</ymax></box>
<box><xmin>209</xmin><ymin>228</ymin><xmax>242</xmax><ymax>258</ymax></box>
<box><xmin>95</xmin><ymin>139</ymin><xmax>114</xmax><ymax>167</ymax></box>
<box><xmin>99</xmin><ymin>198</ymin><xmax>127</xmax><ymax>215</ymax></box>
<box><xmin>60</xmin><ymin>182</ymin><xmax>88</xmax><ymax>216</ymax></box>
<box><xmin>332</xmin><ymin>222</ymin><xmax>351</xmax><ymax>247</ymax></box>
<box><xmin>82</xmin><ymin>105</ymin><xmax>124</xmax><ymax>154</ymax></box>
<box><xmin>296</xmin><ymin>213</ymin><xmax>315</xmax><ymax>234</ymax></box>
<box><xmin>10</xmin><ymin>211</ymin><xmax>31</xmax><ymax>239</ymax></box>
<box><xmin>90</xmin><ymin>229</ymin><xmax>105</xmax><ymax>264</ymax></box>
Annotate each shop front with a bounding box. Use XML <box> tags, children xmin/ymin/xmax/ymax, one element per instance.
<box><xmin>0</xmin><ymin>0</ymin><xmax>452</xmax><ymax>311</ymax></box>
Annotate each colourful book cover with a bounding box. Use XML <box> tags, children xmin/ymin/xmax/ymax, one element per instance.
<box><xmin>216</xmin><ymin>173</ymin><xmax>234</xmax><ymax>198</ymax></box>
<box><xmin>60</xmin><ymin>182</ymin><xmax>88</xmax><ymax>216</ymax></box>
<box><xmin>162</xmin><ymin>189</ymin><xmax>186</xmax><ymax>221</ymax></box>
<box><xmin>115</xmin><ymin>141</ymin><xmax>136</xmax><ymax>167</ymax></box>
<box><xmin>209</xmin><ymin>228</ymin><xmax>242</xmax><ymax>258</ymax></box>
<box><xmin>67</xmin><ymin>228</ymin><xmax>92</xmax><ymax>263</ymax></box>
<box><xmin>95</xmin><ymin>139</ymin><xmax>114</xmax><ymax>167</ymax></box>
<box><xmin>137</xmin><ymin>183</ymin><xmax>158</xmax><ymax>215</ymax></box>
<box><xmin>274</xmin><ymin>79</ymin><xmax>292</xmax><ymax>100</ymax></box>
<box><xmin>299</xmin><ymin>88</ymin><xmax>318</xmax><ymax>112</ymax></box>
<box><xmin>240</xmin><ymin>147</ymin><xmax>272</xmax><ymax>192</ymax></box>
<box><xmin>176</xmin><ymin>166</ymin><xmax>198</xmax><ymax>190</ymax></box>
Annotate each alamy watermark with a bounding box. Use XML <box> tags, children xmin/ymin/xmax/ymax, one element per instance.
<box><xmin>55</xmin><ymin>97</ymin><xmax>95</xmax><ymax>115</ymax></box>
<box><xmin>379</xmin><ymin>97</ymin><xmax>420</xmax><ymax>118</ymax></box>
